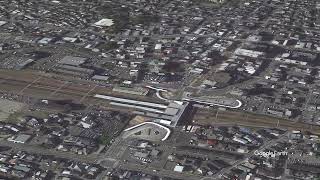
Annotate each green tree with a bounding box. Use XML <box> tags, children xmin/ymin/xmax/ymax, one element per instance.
<box><xmin>98</xmin><ymin>133</ymin><xmax>111</xmax><ymax>145</ymax></box>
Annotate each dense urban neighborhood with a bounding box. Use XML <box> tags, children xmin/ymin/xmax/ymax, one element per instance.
<box><xmin>0</xmin><ymin>0</ymin><xmax>319</xmax><ymax>179</ymax></box>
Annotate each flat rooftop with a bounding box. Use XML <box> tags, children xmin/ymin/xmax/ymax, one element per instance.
<box><xmin>59</xmin><ymin>56</ymin><xmax>87</xmax><ymax>66</ymax></box>
<box><xmin>94</xmin><ymin>94</ymin><xmax>167</xmax><ymax>109</ymax></box>
<box><xmin>183</xmin><ymin>96</ymin><xmax>242</xmax><ymax>109</ymax></box>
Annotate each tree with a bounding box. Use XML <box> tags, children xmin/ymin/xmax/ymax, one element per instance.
<box><xmin>98</xmin><ymin>133</ymin><xmax>111</xmax><ymax>145</ymax></box>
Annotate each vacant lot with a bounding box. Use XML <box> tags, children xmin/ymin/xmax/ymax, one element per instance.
<box><xmin>0</xmin><ymin>99</ymin><xmax>26</xmax><ymax>122</ymax></box>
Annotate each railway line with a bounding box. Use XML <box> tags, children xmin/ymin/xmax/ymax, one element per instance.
<box><xmin>0</xmin><ymin>77</ymin><xmax>94</xmax><ymax>96</ymax></box>
<box><xmin>194</xmin><ymin>108</ymin><xmax>320</xmax><ymax>133</ymax></box>
<box><xmin>1</xmin><ymin>70</ymin><xmax>320</xmax><ymax>133</ymax></box>
<box><xmin>0</xmin><ymin>72</ymin><xmax>165</xmax><ymax>104</ymax></box>
<box><xmin>0</xmin><ymin>75</ymin><xmax>157</xmax><ymax>114</ymax></box>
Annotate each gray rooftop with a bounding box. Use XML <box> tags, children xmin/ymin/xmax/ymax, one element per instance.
<box><xmin>59</xmin><ymin>56</ymin><xmax>87</xmax><ymax>66</ymax></box>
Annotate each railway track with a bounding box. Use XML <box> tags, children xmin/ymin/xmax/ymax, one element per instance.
<box><xmin>0</xmin><ymin>77</ymin><xmax>92</xmax><ymax>98</ymax></box>
<box><xmin>194</xmin><ymin>109</ymin><xmax>320</xmax><ymax>133</ymax></box>
<box><xmin>0</xmin><ymin>75</ymin><xmax>164</xmax><ymax>104</ymax></box>
<box><xmin>1</xmin><ymin>71</ymin><xmax>319</xmax><ymax>133</ymax></box>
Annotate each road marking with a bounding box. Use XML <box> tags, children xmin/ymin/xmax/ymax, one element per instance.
<box><xmin>48</xmin><ymin>81</ymin><xmax>70</xmax><ymax>98</ymax></box>
<box><xmin>18</xmin><ymin>76</ymin><xmax>42</xmax><ymax>95</ymax></box>
<box><xmin>79</xmin><ymin>84</ymin><xmax>98</xmax><ymax>103</ymax></box>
